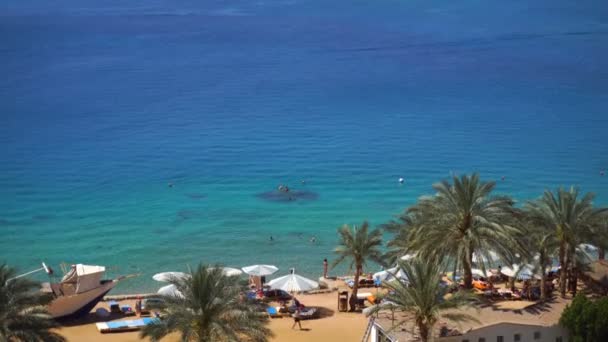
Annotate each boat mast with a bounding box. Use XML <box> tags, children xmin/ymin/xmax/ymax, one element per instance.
<box><xmin>6</xmin><ymin>262</ymin><xmax>52</xmax><ymax>283</ymax></box>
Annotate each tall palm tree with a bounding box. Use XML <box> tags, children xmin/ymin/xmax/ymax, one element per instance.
<box><xmin>332</xmin><ymin>221</ymin><xmax>384</xmax><ymax>311</ymax></box>
<box><xmin>367</xmin><ymin>259</ymin><xmax>478</xmax><ymax>342</ymax></box>
<box><xmin>525</xmin><ymin>187</ymin><xmax>606</xmax><ymax>297</ymax></box>
<box><xmin>141</xmin><ymin>264</ymin><xmax>272</xmax><ymax>342</ymax></box>
<box><xmin>405</xmin><ymin>173</ymin><xmax>522</xmax><ymax>289</ymax></box>
<box><xmin>0</xmin><ymin>264</ymin><xmax>65</xmax><ymax>342</ymax></box>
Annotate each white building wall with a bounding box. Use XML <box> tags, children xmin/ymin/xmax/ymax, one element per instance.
<box><xmin>439</xmin><ymin>323</ymin><xmax>568</xmax><ymax>342</ymax></box>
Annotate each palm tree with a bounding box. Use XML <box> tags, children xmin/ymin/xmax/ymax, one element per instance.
<box><xmin>140</xmin><ymin>264</ymin><xmax>272</xmax><ymax>342</ymax></box>
<box><xmin>522</xmin><ymin>219</ymin><xmax>559</xmax><ymax>301</ymax></box>
<box><xmin>366</xmin><ymin>259</ymin><xmax>478</xmax><ymax>342</ymax></box>
<box><xmin>332</xmin><ymin>221</ymin><xmax>384</xmax><ymax>311</ymax></box>
<box><xmin>405</xmin><ymin>173</ymin><xmax>522</xmax><ymax>289</ymax></box>
<box><xmin>525</xmin><ymin>187</ymin><xmax>606</xmax><ymax>297</ymax></box>
<box><xmin>0</xmin><ymin>264</ymin><xmax>65</xmax><ymax>342</ymax></box>
<box><xmin>381</xmin><ymin>212</ymin><xmax>419</xmax><ymax>266</ymax></box>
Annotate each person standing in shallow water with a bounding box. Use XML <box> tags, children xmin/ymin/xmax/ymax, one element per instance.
<box><xmin>323</xmin><ymin>259</ymin><xmax>328</xmax><ymax>278</ymax></box>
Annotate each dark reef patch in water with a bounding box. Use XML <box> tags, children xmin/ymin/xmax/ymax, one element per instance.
<box><xmin>255</xmin><ymin>190</ymin><xmax>319</xmax><ymax>203</ymax></box>
<box><xmin>185</xmin><ymin>193</ymin><xmax>206</xmax><ymax>200</ymax></box>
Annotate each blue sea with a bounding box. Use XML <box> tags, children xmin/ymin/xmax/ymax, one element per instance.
<box><xmin>1</xmin><ymin>0</ymin><xmax>608</xmax><ymax>293</ymax></box>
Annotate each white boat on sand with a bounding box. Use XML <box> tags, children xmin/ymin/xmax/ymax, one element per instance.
<box><xmin>39</xmin><ymin>264</ymin><xmax>132</xmax><ymax>319</ymax></box>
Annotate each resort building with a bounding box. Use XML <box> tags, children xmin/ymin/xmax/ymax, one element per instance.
<box><xmin>364</xmin><ymin>298</ymin><xmax>570</xmax><ymax>342</ymax></box>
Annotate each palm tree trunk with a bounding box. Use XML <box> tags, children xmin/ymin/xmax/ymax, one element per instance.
<box><xmin>558</xmin><ymin>242</ymin><xmax>567</xmax><ymax>297</ymax></box>
<box><xmin>540</xmin><ymin>271</ymin><xmax>547</xmax><ymax>301</ymax></box>
<box><xmin>462</xmin><ymin>253</ymin><xmax>473</xmax><ymax>289</ymax></box>
<box><xmin>508</xmin><ymin>277</ymin><xmax>515</xmax><ymax>290</ymax></box>
<box><xmin>540</xmin><ymin>255</ymin><xmax>547</xmax><ymax>301</ymax></box>
<box><xmin>571</xmin><ymin>265</ymin><xmax>578</xmax><ymax>297</ymax></box>
<box><xmin>418</xmin><ymin>322</ymin><xmax>431</xmax><ymax>342</ymax></box>
<box><xmin>599</xmin><ymin>248</ymin><xmax>605</xmax><ymax>260</ymax></box>
<box><xmin>349</xmin><ymin>264</ymin><xmax>360</xmax><ymax>311</ymax></box>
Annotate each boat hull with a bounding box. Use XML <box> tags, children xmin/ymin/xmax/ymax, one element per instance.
<box><xmin>48</xmin><ymin>280</ymin><xmax>116</xmax><ymax>319</ymax></box>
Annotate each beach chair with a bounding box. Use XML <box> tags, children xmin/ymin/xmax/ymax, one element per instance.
<box><xmin>96</xmin><ymin>317</ymin><xmax>159</xmax><ymax>333</ymax></box>
<box><xmin>108</xmin><ymin>301</ymin><xmax>121</xmax><ymax>314</ymax></box>
<box><xmin>298</xmin><ymin>307</ymin><xmax>318</xmax><ymax>320</ymax></box>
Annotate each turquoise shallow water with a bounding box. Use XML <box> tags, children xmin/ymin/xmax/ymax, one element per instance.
<box><xmin>1</xmin><ymin>0</ymin><xmax>608</xmax><ymax>293</ymax></box>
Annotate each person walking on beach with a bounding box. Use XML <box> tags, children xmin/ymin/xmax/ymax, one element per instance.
<box><xmin>323</xmin><ymin>258</ymin><xmax>328</xmax><ymax>278</ymax></box>
<box><xmin>291</xmin><ymin>308</ymin><xmax>302</xmax><ymax>330</ymax></box>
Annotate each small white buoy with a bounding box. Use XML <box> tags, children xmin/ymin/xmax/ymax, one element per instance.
<box><xmin>398</xmin><ymin>177</ymin><xmax>404</xmax><ymax>184</ymax></box>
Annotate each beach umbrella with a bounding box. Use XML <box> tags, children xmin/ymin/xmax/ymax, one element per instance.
<box><xmin>152</xmin><ymin>272</ymin><xmax>189</xmax><ymax>282</ymax></box>
<box><xmin>472</xmin><ymin>250</ymin><xmax>500</xmax><ymax>263</ymax></box>
<box><xmin>373</xmin><ymin>267</ymin><xmax>408</xmax><ymax>283</ymax></box>
<box><xmin>209</xmin><ymin>267</ymin><xmax>243</xmax><ymax>277</ymax></box>
<box><xmin>500</xmin><ymin>264</ymin><xmax>540</xmax><ymax>280</ymax></box>
<box><xmin>241</xmin><ymin>264</ymin><xmax>279</xmax><ymax>276</ymax></box>
<box><xmin>267</xmin><ymin>271</ymin><xmax>319</xmax><ymax>292</ymax></box>
<box><xmin>157</xmin><ymin>284</ymin><xmax>184</xmax><ymax>298</ymax></box>
<box><xmin>517</xmin><ymin>264</ymin><xmax>536</xmax><ymax>280</ymax></box>
<box><xmin>500</xmin><ymin>265</ymin><xmax>517</xmax><ymax>278</ymax></box>
<box><xmin>373</xmin><ymin>267</ymin><xmax>396</xmax><ymax>282</ymax></box>
<box><xmin>220</xmin><ymin>267</ymin><xmax>243</xmax><ymax>277</ymax></box>
<box><xmin>471</xmin><ymin>268</ymin><xmax>492</xmax><ymax>278</ymax></box>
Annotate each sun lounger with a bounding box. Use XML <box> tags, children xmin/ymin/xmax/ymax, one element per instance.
<box><xmin>298</xmin><ymin>308</ymin><xmax>318</xmax><ymax>320</ymax></box>
<box><xmin>96</xmin><ymin>318</ymin><xmax>159</xmax><ymax>333</ymax></box>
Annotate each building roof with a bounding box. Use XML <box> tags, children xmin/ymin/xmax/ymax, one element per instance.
<box><xmin>583</xmin><ymin>260</ymin><xmax>608</xmax><ymax>287</ymax></box>
<box><xmin>372</xmin><ymin>296</ymin><xmax>569</xmax><ymax>341</ymax></box>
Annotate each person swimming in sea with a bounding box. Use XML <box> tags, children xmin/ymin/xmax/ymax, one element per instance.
<box><xmin>310</xmin><ymin>236</ymin><xmax>316</xmax><ymax>243</ymax></box>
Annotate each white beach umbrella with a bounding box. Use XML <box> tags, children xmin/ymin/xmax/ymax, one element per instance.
<box><xmin>500</xmin><ymin>264</ymin><xmax>540</xmax><ymax>280</ymax></box>
<box><xmin>220</xmin><ymin>267</ymin><xmax>243</xmax><ymax>277</ymax></box>
<box><xmin>471</xmin><ymin>268</ymin><xmax>492</xmax><ymax>278</ymax></box>
<box><xmin>157</xmin><ymin>284</ymin><xmax>184</xmax><ymax>298</ymax></box>
<box><xmin>472</xmin><ymin>250</ymin><xmax>500</xmax><ymax>263</ymax></box>
<box><xmin>500</xmin><ymin>265</ymin><xmax>517</xmax><ymax>278</ymax></box>
<box><xmin>152</xmin><ymin>272</ymin><xmax>189</xmax><ymax>282</ymax></box>
<box><xmin>242</xmin><ymin>264</ymin><xmax>279</xmax><ymax>276</ymax></box>
<box><xmin>267</xmin><ymin>272</ymin><xmax>319</xmax><ymax>292</ymax></box>
<box><xmin>373</xmin><ymin>267</ymin><xmax>397</xmax><ymax>281</ymax></box>
<box><xmin>517</xmin><ymin>264</ymin><xmax>536</xmax><ymax>280</ymax></box>
<box><xmin>209</xmin><ymin>267</ymin><xmax>243</xmax><ymax>277</ymax></box>
<box><xmin>373</xmin><ymin>267</ymin><xmax>408</xmax><ymax>283</ymax></box>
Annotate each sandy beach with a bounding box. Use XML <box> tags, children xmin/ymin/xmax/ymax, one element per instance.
<box><xmin>56</xmin><ymin>290</ymin><xmax>368</xmax><ymax>342</ymax></box>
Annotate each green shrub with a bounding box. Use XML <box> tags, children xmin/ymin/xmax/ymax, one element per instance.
<box><xmin>560</xmin><ymin>294</ymin><xmax>608</xmax><ymax>342</ymax></box>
